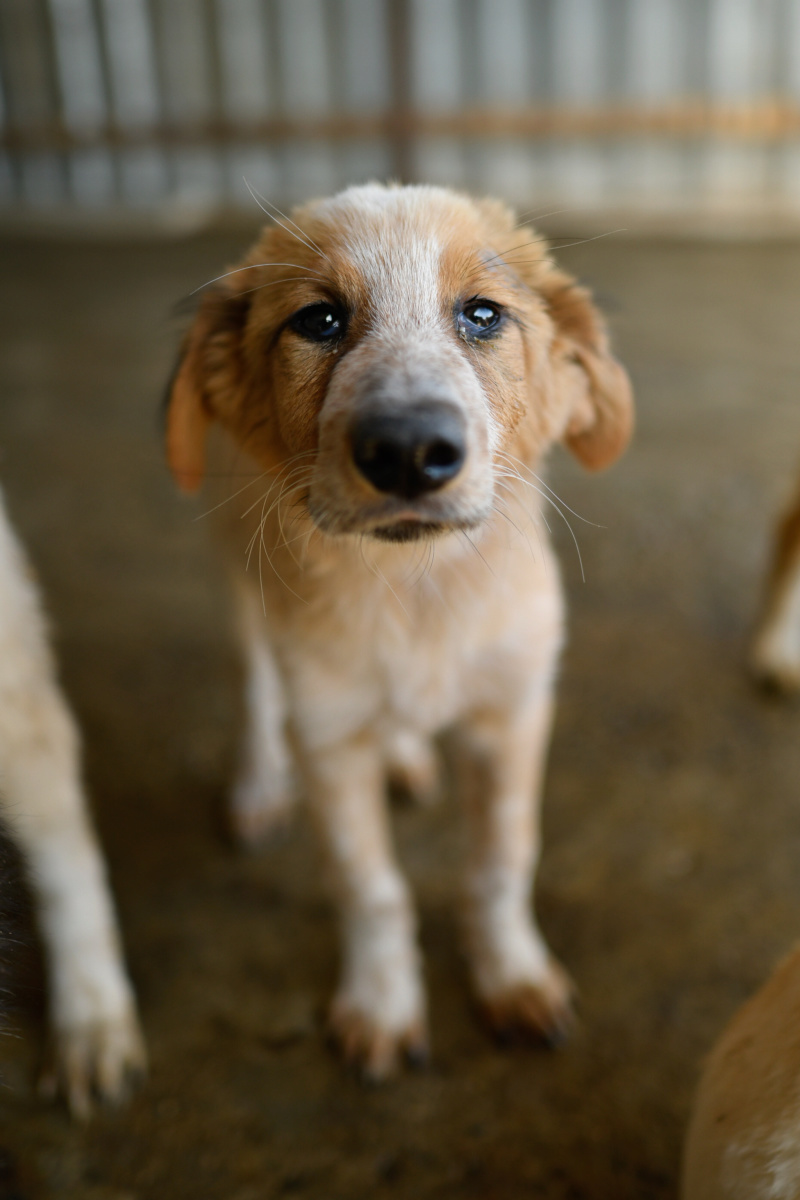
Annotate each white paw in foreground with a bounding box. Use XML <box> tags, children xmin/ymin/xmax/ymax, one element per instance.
<box><xmin>40</xmin><ymin>1006</ymin><xmax>146</xmax><ymax>1120</ymax></box>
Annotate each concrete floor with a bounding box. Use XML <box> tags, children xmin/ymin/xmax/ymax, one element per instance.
<box><xmin>1</xmin><ymin>230</ymin><xmax>800</xmax><ymax>1200</ymax></box>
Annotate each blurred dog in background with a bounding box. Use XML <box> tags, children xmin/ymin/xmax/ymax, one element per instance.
<box><xmin>682</xmin><ymin>470</ymin><xmax>800</xmax><ymax>1195</ymax></box>
<box><xmin>166</xmin><ymin>183</ymin><xmax>633</xmax><ymax>1078</ymax></box>
<box><xmin>682</xmin><ymin>943</ymin><xmax>800</xmax><ymax>1200</ymax></box>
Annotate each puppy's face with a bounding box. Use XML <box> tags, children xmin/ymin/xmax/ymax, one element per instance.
<box><xmin>167</xmin><ymin>185</ymin><xmax>632</xmax><ymax>542</ymax></box>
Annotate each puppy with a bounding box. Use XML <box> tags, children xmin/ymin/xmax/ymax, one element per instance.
<box><xmin>751</xmin><ymin>477</ymin><xmax>800</xmax><ymax>692</ymax></box>
<box><xmin>682</xmin><ymin>944</ymin><xmax>800</xmax><ymax>1199</ymax></box>
<box><xmin>167</xmin><ymin>184</ymin><xmax>633</xmax><ymax>1077</ymax></box>
<box><xmin>0</xmin><ymin>486</ymin><xmax>144</xmax><ymax>1116</ymax></box>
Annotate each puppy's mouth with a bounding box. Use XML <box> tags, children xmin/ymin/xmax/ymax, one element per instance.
<box><xmin>371</xmin><ymin>520</ymin><xmax>447</xmax><ymax>543</ymax></box>
<box><xmin>307</xmin><ymin>495</ymin><xmax>488</xmax><ymax>542</ymax></box>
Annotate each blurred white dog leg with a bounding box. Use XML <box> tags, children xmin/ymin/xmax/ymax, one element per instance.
<box><xmin>0</xmin><ymin>489</ymin><xmax>144</xmax><ymax>1117</ymax></box>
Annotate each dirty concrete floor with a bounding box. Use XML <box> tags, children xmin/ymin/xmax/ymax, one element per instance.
<box><xmin>1</xmin><ymin>230</ymin><xmax>800</xmax><ymax>1200</ymax></box>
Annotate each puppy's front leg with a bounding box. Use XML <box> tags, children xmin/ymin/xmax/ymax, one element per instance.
<box><xmin>457</xmin><ymin>697</ymin><xmax>573</xmax><ymax>1045</ymax></box>
<box><xmin>303</xmin><ymin>731</ymin><xmax>427</xmax><ymax>1079</ymax></box>
<box><xmin>229</xmin><ymin>583</ymin><xmax>294</xmax><ymax>845</ymax></box>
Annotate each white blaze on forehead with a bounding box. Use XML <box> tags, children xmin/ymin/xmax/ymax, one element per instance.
<box><xmin>317</xmin><ymin>186</ymin><xmax>446</xmax><ymax>330</ymax></box>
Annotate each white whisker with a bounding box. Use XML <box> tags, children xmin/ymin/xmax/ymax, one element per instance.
<box><xmin>458</xmin><ymin>529</ymin><xmax>495</xmax><ymax>578</ymax></box>
<box><xmin>358</xmin><ymin>537</ymin><xmax>410</xmax><ymax>619</ymax></box>
<box><xmin>194</xmin><ymin>471</ymin><xmax>269</xmax><ymax>521</ymax></box>
<box><xmin>243</xmin><ymin>178</ymin><xmax>329</xmax><ymax>262</ymax></box>
<box><xmin>191</xmin><ymin>262</ymin><xmax>322</xmax><ymax>295</ymax></box>
<box><xmin>240</xmin><ymin>276</ymin><xmax>321</xmax><ymax>298</ymax></box>
<box><xmin>497</xmin><ymin>451</ymin><xmax>603</xmax><ymax>527</ymax></box>
<box><xmin>547</xmin><ymin>228</ymin><xmax>626</xmax><ymax>253</ymax></box>
<box><xmin>494</xmin><ymin>461</ymin><xmax>583</xmax><ymax>580</ymax></box>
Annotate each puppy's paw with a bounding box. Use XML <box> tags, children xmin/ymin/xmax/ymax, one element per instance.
<box><xmin>40</xmin><ymin>1005</ymin><xmax>147</xmax><ymax>1119</ymax></box>
<box><xmin>228</xmin><ymin>778</ymin><xmax>296</xmax><ymax>848</ymax></box>
<box><xmin>329</xmin><ymin>998</ymin><xmax>429</xmax><ymax>1081</ymax></box>
<box><xmin>478</xmin><ymin>960</ymin><xmax>575</xmax><ymax>1048</ymax></box>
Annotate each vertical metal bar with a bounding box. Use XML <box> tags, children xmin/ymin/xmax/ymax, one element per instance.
<box><xmin>100</xmin><ymin>0</ymin><xmax>167</xmax><ymax>207</ymax></box>
<box><xmin>92</xmin><ymin>0</ymin><xmax>122</xmax><ymax>201</ymax></box>
<box><xmin>274</xmin><ymin>0</ymin><xmax>335</xmax><ymax>202</ymax></box>
<box><xmin>150</xmin><ymin>0</ymin><xmax>222</xmax><ymax>210</ymax></box>
<box><xmin>387</xmin><ymin>0</ymin><xmax>413</xmax><ymax>183</ymax></box>
<box><xmin>0</xmin><ymin>47</ymin><xmax>16</xmax><ymax>201</ymax></box>
<box><xmin>214</xmin><ymin>0</ymin><xmax>275</xmax><ymax>207</ymax></box>
<box><xmin>473</xmin><ymin>0</ymin><xmax>533</xmax><ymax>204</ymax></box>
<box><xmin>550</xmin><ymin>0</ymin><xmax>607</xmax><ymax>206</ymax></box>
<box><xmin>406</xmin><ymin>0</ymin><xmax>465</xmax><ymax>188</ymax></box>
<box><xmin>0</xmin><ymin>0</ymin><xmax>66</xmax><ymax>204</ymax></box>
<box><xmin>48</xmin><ymin>0</ymin><xmax>116</xmax><ymax>204</ymax></box>
<box><xmin>624</xmin><ymin>0</ymin><xmax>685</xmax><ymax>210</ymax></box>
<box><xmin>782</xmin><ymin>0</ymin><xmax>800</xmax><ymax>198</ymax></box>
<box><xmin>330</xmin><ymin>0</ymin><xmax>392</xmax><ymax>189</ymax></box>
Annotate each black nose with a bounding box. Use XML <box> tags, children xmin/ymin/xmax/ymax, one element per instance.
<box><xmin>351</xmin><ymin>402</ymin><xmax>466</xmax><ymax>499</ymax></box>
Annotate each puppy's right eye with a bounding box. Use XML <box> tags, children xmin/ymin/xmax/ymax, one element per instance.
<box><xmin>289</xmin><ymin>303</ymin><xmax>346</xmax><ymax>343</ymax></box>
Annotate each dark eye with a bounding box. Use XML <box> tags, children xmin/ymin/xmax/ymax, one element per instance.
<box><xmin>289</xmin><ymin>302</ymin><xmax>346</xmax><ymax>343</ymax></box>
<box><xmin>457</xmin><ymin>300</ymin><xmax>503</xmax><ymax>338</ymax></box>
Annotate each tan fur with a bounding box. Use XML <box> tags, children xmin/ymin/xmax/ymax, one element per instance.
<box><xmin>751</xmin><ymin>478</ymin><xmax>800</xmax><ymax>692</ymax></box>
<box><xmin>683</xmin><ymin>945</ymin><xmax>800</xmax><ymax>1200</ymax></box>
<box><xmin>167</xmin><ymin>183</ymin><xmax>632</xmax><ymax>1076</ymax></box>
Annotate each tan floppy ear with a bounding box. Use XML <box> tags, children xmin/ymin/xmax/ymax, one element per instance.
<box><xmin>543</xmin><ymin>269</ymin><xmax>634</xmax><ymax>471</ymax></box>
<box><xmin>165</xmin><ymin>334</ymin><xmax>210</xmax><ymax>494</ymax></box>
<box><xmin>164</xmin><ymin>287</ymin><xmax>247</xmax><ymax>493</ymax></box>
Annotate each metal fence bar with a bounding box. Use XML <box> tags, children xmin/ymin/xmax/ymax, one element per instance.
<box><xmin>47</xmin><ymin>0</ymin><xmax>115</xmax><ymax>204</ymax></box>
<box><xmin>0</xmin><ymin>0</ymin><xmax>65</xmax><ymax>205</ymax></box>
<box><xmin>4</xmin><ymin>0</ymin><xmax>800</xmax><ymax>217</ymax></box>
<box><xmin>100</xmin><ymin>0</ymin><xmax>167</xmax><ymax>207</ymax></box>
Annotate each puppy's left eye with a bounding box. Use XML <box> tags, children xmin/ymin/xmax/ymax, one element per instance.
<box><xmin>457</xmin><ymin>301</ymin><xmax>503</xmax><ymax>337</ymax></box>
<box><xmin>289</xmin><ymin>302</ymin><xmax>346</xmax><ymax>343</ymax></box>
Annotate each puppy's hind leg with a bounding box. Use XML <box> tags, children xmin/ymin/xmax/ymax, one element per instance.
<box><xmin>751</xmin><ymin>482</ymin><xmax>800</xmax><ymax>693</ymax></box>
<box><xmin>456</xmin><ymin>696</ymin><xmax>574</xmax><ymax>1047</ymax></box>
<box><xmin>230</xmin><ymin>583</ymin><xmax>295</xmax><ymax>847</ymax></box>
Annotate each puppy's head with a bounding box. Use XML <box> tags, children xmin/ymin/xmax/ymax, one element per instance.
<box><xmin>166</xmin><ymin>184</ymin><xmax>632</xmax><ymax>541</ymax></box>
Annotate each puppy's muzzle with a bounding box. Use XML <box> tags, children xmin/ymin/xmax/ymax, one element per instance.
<box><xmin>350</xmin><ymin>402</ymin><xmax>466</xmax><ymax>500</ymax></box>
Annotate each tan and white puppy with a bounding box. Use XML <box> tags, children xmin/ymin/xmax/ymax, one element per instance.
<box><xmin>683</xmin><ymin>945</ymin><xmax>800</xmax><ymax>1200</ymax></box>
<box><xmin>167</xmin><ymin>184</ymin><xmax>633</xmax><ymax>1078</ymax></box>
<box><xmin>751</xmin><ymin>478</ymin><xmax>800</xmax><ymax>692</ymax></box>
<box><xmin>0</xmin><ymin>486</ymin><xmax>144</xmax><ymax>1116</ymax></box>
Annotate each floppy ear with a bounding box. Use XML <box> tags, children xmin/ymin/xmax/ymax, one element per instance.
<box><xmin>542</xmin><ymin>268</ymin><xmax>634</xmax><ymax>471</ymax></box>
<box><xmin>164</xmin><ymin>288</ymin><xmax>247</xmax><ymax>493</ymax></box>
<box><xmin>165</xmin><ymin>326</ymin><xmax>210</xmax><ymax>494</ymax></box>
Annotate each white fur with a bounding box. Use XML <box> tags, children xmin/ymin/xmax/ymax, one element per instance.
<box><xmin>0</xmin><ymin>485</ymin><xmax>144</xmax><ymax>1116</ymax></box>
<box><xmin>723</xmin><ymin>1117</ymin><xmax>800</xmax><ymax>1200</ymax></box>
